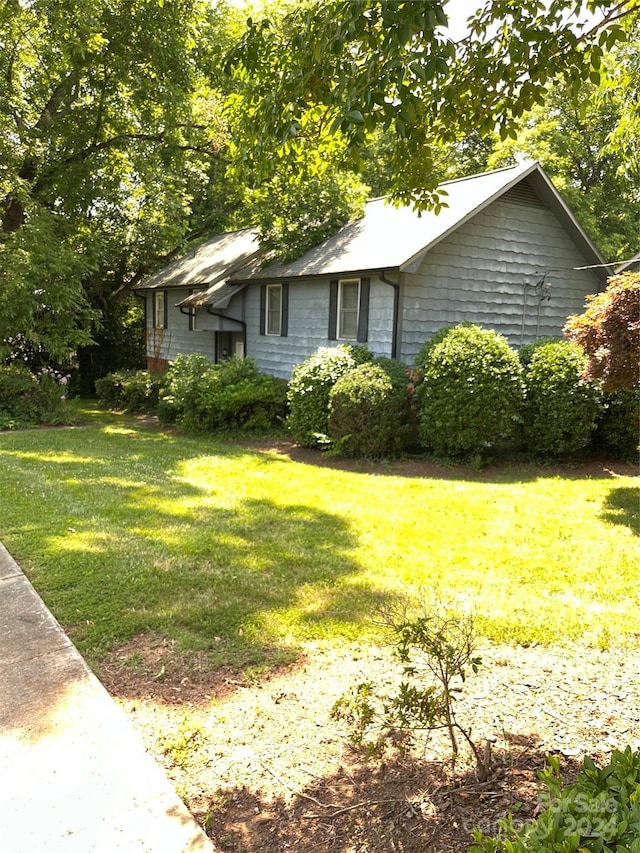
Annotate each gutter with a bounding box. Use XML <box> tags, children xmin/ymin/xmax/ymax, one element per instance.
<box><xmin>379</xmin><ymin>270</ymin><xmax>401</xmax><ymax>359</ymax></box>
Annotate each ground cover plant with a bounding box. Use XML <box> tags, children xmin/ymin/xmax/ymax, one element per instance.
<box><xmin>0</xmin><ymin>413</ymin><xmax>638</xmax><ymax>851</ymax></box>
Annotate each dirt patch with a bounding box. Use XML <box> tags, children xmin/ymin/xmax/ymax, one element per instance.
<box><xmin>106</xmin><ymin>636</ymin><xmax>640</xmax><ymax>852</ymax></box>
<box><xmin>233</xmin><ymin>437</ymin><xmax>638</xmax><ymax>482</ymax></box>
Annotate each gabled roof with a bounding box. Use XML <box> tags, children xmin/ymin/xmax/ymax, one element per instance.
<box><xmin>615</xmin><ymin>252</ymin><xmax>640</xmax><ymax>274</ymax></box>
<box><xmin>135</xmin><ymin>227</ymin><xmax>260</xmax><ymax>292</ymax></box>
<box><xmin>248</xmin><ymin>161</ymin><xmax>605</xmax><ymax>281</ymax></box>
<box><xmin>135</xmin><ymin>161</ymin><xmax>607</xmax><ymax>304</ymax></box>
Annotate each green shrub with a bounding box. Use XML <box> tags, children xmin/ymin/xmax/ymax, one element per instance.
<box><xmin>0</xmin><ymin>364</ymin><xmax>77</xmax><ymax>428</ymax></box>
<box><xmin>418</xmin><ymin>325</ymin><xmax>525</xmax><ymax>457</ymax></box>
<box><xmin>521</xmin><ymin>340</ymin><xmax>601</xmax><ymax>458</ymax></box>
<box><xmin>332</xmin><ymin>598</ymin><xmax>488</xmax><ymax>778</ymax></box>
<box><xmin>160</xmin><ymin>354</ymin><xmax>286</xmax><ymax>434</ymax></box>
<box><xmin>0</xmin><ymin>364</ymin><xmax>38</xmax><ymax>406</ymax></box>
<box><xmin>95</xmin><ymin>370</ymin><xmax>163</xmax><ymax>413</ymax></box>
<box><xmin>0</xmin><ymin>365</ymin><xmax>42</xmax><ymax>428</ymax></box>
<box><xmin>157</xmin><ymin>354</ymin><xmax>213</xmax><ymax>426</ymax></box>
<box><xmin>469</xmin><ymin>748</ymin><xmax>640</xmax><ymax>853</ymax></box>
<box><xmin>594</xmin><ymin>388</ymin><xmax>640</xmax><ymax>462</ymax></box>
<box><xmin>517</xmin><ymin>337</ymin><xmax>561</xmax><ymax>369</ymax></box>
<box><xmin>193</xmin><ymin>357</ymin><xmax>287</xmax><ymax>433</ymax></box>
<box><xmin>328</xmin><ymin>362</ymin><xmax>404</xmax><ymax>458</ymax></box>
<box><xmin>373</xmin><ymin>356</ymin><xmax>411</xmax><ymax>393</ymax></box>
<box><xmin>287</xmin><ymin>345</ymin><xmax>373</xmax><ymax>447</ymax></box>
<box><xmin>414</xmin><ymin>323</ymin><xmax>473</xmax><ymax>370</ymax></box>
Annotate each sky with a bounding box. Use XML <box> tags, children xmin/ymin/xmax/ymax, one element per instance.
<box><xmin>443</xmin><ymin>0</ymin><xmax>603</xmax><ymax>41</ymax></box>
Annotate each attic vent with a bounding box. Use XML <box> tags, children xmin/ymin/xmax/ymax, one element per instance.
<box><xmin>502</xmin><ymin>180</ymin><xmax>545</xmax><ymax>208</ymax></box>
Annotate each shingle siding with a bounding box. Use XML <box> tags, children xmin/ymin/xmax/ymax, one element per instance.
<box><xmin>399</xmin><ymin>198</ymin><xmax>601</xmax><ymax>364</ymax></box>
<box><xmin>144</xmin><ymin>290</ymin><xmax>218</xmax><ymax>363</ymax></box>
<box><xmin>244</xmin><ymin>278</ymin><xmax>394</xmax><ymax>379</ymax></box>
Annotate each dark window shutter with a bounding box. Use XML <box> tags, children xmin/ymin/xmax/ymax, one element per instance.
<box><xmin>328</xmin><ymin>279</ymin><xmax>338</xmax><ymax>340</ymax></box>
<box><xmin>357</xmin><ymin>277</ymin><xmax>370</xmax><ymax>342</ymax></box>
<box><xmin>259</xmin><ymin>285</ymin><xmax>266</xmax><ymax>336</ymax></box>
<box><xmin>162</xmin><ymin>292</ymin><xmax>168</xmax><ymax>329</ymax></box>
<box><xmin>281</xmin><ymin>282</ymin><xmax>289</xmax><ymax>337</ymax></box>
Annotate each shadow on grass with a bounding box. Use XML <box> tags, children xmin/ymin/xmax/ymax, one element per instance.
<box><xmin>0</xmin><ymin>426</ymin><xmax>394</xmax><ymax>676</ymax></box>
<box><xmin>600</xmin><ymin>486</ymin><xmax>640</xmax><ymax>535</ymax></box>
<box><xmin>201</xmin><ymin>743</ymin><xmax>584</xmax><ymax>853</ymax></box>
<box><xmin>248</xmin><ymin>439</ymin><xmax>639</xmax><ymax>485</ymax></box>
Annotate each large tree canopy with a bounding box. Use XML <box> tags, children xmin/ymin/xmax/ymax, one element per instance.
<box><xmin>0</xmin><ymin>0</ymin><xmax>230</xmax><ymax>361</ymax></box>
<box><xmin>228</xmin><ymin>0</ymin><xmax>638</xmax><ymax>209</ymax></box>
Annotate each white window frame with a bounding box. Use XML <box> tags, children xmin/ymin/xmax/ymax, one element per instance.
<box><xmin>154</xmin><ymin>291</ymin><xmax>166</xmax><ymax>329</ymax></box>
<box><xmin>265</xmin><ymin>283</ymin><xmax>282</xmax><ymax>336</ymax></box>
<box><xmin>337</xmin><ymin>278</ymin><xmax>360</xmax><ymax>340</ymax></box>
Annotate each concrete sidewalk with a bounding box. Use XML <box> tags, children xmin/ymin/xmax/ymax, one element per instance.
<box><xmin>0</xmin><ymin>542</ymin><xmax>215</xmax><ymax>853</ymax></box>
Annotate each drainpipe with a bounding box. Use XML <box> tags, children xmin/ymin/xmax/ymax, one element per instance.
<box><xmin>379</xmin><ymin>270</ymin><xmax>400</xmax><ymax>359</ymax></box>
<box><xmin>206</xmin><ymin>306</ymin><xmax>247</xmax><ymax>360</ymax></box>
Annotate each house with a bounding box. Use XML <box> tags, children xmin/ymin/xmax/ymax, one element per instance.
<box><xmin>615</xmin><ymin>252</ymin><xmax>640</xmax><ymax>274</ymax></box>
<box><xmin>134</xmin><ymin>161</ymin><xmax>610</xmax><ymax>379</ymax></box>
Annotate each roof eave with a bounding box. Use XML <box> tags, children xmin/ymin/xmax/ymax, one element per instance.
<box><xmin>228</xmin><ymin>266</ymin><xmax>401</xmax><ymax>285</ymax></box>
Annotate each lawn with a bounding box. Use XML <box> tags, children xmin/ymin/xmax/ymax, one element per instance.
<box><xmin>0</xmin><ymin>416</ymin><xmax>638</xmax><ymax>673</ymax></box>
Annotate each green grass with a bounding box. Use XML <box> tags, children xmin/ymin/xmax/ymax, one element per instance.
<box><xmin>0</xmin><ymin>416</ymin><xmax>638</xmax><ymax>670</ymax></box>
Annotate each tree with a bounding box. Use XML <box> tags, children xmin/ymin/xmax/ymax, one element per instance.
<box><xmin>0</xmin><ymin>0</ymin><xmax>234</xmax><ymax>364</ymax></box>
<box><xmin>227</xmin><ymin>0</ymin><xmax>638</xmax><ymax>209</ymax></box>
<box><xmin>564</xmin><ymin>272</ymin><xmax>640</xmax><ymax>391</ymax></box>
<box><xmin>486</xmin><ymin>26</ymin><xmax>640</xmax><ymax>261</ymax></box>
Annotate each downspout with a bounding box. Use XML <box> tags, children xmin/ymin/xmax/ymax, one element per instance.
<box><xmin>379</xmin><ymin>270</ymin><xmax>400</xmax><ymax>359</ymax></box>
<box><xmin>206</xmin><ymin>306</ymin><xmax>247</xmax><ymax>359</ymax></box>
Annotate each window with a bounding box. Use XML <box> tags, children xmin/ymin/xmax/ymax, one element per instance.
<box><xmin>154</xmin><ymin>291</ymin><xmax>167</xmax><ymax>329</ymax></box>
<box><xmin>338</xmin><ymin>279</ymin><xmax>360</xmax><ymax>340</ymax></box>
<box><xmin>260</xmin><ymin>283</ymin><xmax>288</xmax><ymax>336</ymax></box>
<box><xmin>266</xmin><ymin>284</ymin><xmax>282</xmax><ymax>335</ymax></box>
<box><xmin>329</xmin><ymin>277</ymin><xmax>370</xmax><ymax>342</ymax></box>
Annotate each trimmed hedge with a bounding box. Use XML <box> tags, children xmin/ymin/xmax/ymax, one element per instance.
<box><xmin>520</xmin><ymin>340</ymin><xmax>601</xmax><ymax>458</ymax></box>
<box><xmin>328</xmin><ymin>362</ymin><xmax>405</xmax><ymax>458</ymax></box>
<box><xmin>287</xmin><ymin>345</ymin><xmax>372</xmax><ymax>447</ymax></box>
<box><xmin>418</xmin><ymin>325</ymin><xmax>525</xmax><ymax>457</ymax></box>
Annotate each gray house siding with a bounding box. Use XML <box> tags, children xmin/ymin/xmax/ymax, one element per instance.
<box><xmin>244</xmin><ymin>277</ymin><xmax>395</xmax><ymax>379</ymax></box>
<box><xmin>144</xmin><ymin>289</ymin><xmax>247</xmax><ymax>366</ymax></box>
<box><xmin>144</xmin><ymin>289</ymin><xmax>216</xmax><ymax>365</ymax></box>
<box><xmin>399</xmin><ymin>197</ymin><xmax>601</xmax><ymax>365</ymax></box>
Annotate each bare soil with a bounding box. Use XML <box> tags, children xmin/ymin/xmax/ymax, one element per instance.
<box><xmin>100</xmin><ymin>634</ymin><xmax>640</xmax><ymax>853</ymax></box>
<box><xmin>97</xmin><ymin>441</ymin><xmax>638</xmax><ymax>852</ymax></box>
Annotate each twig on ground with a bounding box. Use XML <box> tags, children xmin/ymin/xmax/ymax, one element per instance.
<box><xmin>303</xmin><ymin>798</ymin><xmax>405</xmax><ymax>820</ymax></box>
<box><xmin>254</xmin><ymin>754</ymin><xmax>338</xmax><ymax>809</ymax></box>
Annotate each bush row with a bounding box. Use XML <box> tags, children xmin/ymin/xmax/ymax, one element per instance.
<box><xmin>287</xmin><ymin>328</ymin><xmax>638</xmax><ymax>462</ymax></box>
<box><xmin>91</xmin><ymin>331</ymin><xmax>637</xmax><ymax>462</ymax></box>
<box><xmin>95</xmin><ymin>356</ymin><xmax>287</xmax><ymax>434</ymax></box>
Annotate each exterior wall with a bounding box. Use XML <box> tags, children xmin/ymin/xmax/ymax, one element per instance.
<box><xmin>244</xmin><ymin>277</ymin><xmax>395</xmax><ymax>379</ymax></box>
<box><xmin>144</xmin><ymin>289</ymin><xmax>218</xmax><ymax>365</ymax></box>
<box><xmin>398</xmin><ymin>198</ymin><xmax>602</xmax><ymax>364</ymax></box>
